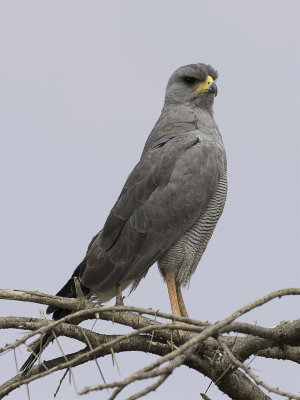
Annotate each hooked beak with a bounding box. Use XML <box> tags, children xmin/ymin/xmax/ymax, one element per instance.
<box><xmin>208</xmin><ymin>81</ymin><xmax>218</xmax><ymax>96</ymax></box>
<box><xmin>194</xmin><ymin>75</ymin><xmax>218</xmax><ymax>97</ymax></box>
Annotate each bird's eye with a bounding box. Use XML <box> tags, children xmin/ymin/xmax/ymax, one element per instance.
<box><xmin>182</xmin><ymin>76</ymin><xmax>197</xmax><ymax>84</ymax></box>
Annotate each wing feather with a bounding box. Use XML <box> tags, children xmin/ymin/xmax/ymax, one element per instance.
<box><xmin>81</xmin><ymin>132</ymin><xmax>225</xmax><ymax>292</ymax></box>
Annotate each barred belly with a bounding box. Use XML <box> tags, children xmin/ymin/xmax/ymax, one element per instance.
<box><xmin>158</xmin><ymin>170</ymin><xmax>227</xmax><ymax>286</ymax></box>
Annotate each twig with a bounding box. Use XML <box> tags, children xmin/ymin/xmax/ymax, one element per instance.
<box><xmin>218</xmin><ymin>335</ymin><xmax>300</xmax><ymax>400</ymax></box>
<box><xmin>1</xmin><ymin>287</ymin><xmax>299</xmax><ymax>400</ymax></box>
<box><xmin>51</xmin><ymin>331</ymin><xmax>78</xmax><ymax>396</ymax></box>
<box><xmin>54</xmin><ymin>369</ymin><xmax>68</xmax><ymax>398</ymax></box>
<box><xmin>123</xmin><ymin>373</ymin><xmax>170</xmax><ymax>400</ymax></box>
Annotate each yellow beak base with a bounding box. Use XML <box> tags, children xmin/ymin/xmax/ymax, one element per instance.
<box><xmin>194</xmin><ymin>75</ymin><xmax>214</xmax><ymax>93</ymax></box>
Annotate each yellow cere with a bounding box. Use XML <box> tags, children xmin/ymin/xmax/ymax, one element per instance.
<box><xmin>194</xmin><ymin>75</ymin><xmax>214</xmax><ymax>93</ymax></box>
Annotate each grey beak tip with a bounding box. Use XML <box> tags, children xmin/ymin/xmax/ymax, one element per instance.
<box><xmin>208</xmin><ymin>82</ymin><xmax>218</xmax><ymax>96</ymax></box>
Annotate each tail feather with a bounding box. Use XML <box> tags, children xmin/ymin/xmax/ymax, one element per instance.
<box><xmin>46</xmin><ymin>261</ymin><xmax>90</xmax><ymax>320</ymax></box>
<box><xmin>21</xmin><ymin>270</ymin><xmax>90</xmax><ymax>373</ymax></box>
<box><xmin>20</xmin><ymin>332</ymin><xmax>53</xmax><ymax>374</ymax></box>
<box><xmin>21</xmin><ymin>233</ymin><xmax>98</xmax><ymax>372</ymax></box>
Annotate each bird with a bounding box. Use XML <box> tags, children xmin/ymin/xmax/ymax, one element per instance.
<box><xmin>21</xmin><ymin>63</ymin><xmax>227</xmax><ymax>372</ymax></box>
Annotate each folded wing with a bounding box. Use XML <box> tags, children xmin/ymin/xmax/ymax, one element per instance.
<box><xmin>81</xmin><ymin>132</ymin><xmax>224</xmax><ymax>293</ymax></box>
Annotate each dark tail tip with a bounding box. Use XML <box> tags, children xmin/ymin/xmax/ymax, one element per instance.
<box><xmin>20</xmin><ymin>333</ymin><xmax>52</xmax><ymax>374</ymax></box>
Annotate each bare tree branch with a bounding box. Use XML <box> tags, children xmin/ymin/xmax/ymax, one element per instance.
<box><xmin>0</xmin><ymin>287</ymin><xmax>299</xmax><ymax>399</ymax></box>
<box><xmin>218</xmin><ymin>335</ymin><xmax>300</xmax><ymax>400</ymax></box>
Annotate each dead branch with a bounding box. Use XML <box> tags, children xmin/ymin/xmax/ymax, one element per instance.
<box><xmin>0</xmin><ymin>287</ymin><xmax>299</xmax><ymax>399</ymax></box>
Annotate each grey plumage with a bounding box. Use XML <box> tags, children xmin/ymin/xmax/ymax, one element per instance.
<box><xmin>81</xmin><ymin>63</ymin><xmax>227</xmax><ymax>299</ymax></box>
<box><xmin>21</xmin><ymin>63</ymin><xmax>227</xmax><ymax>372</ymax></box>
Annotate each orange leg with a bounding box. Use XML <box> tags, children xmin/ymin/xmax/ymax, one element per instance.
<box><xmin>176</xmin><ymin>285</ymin><xmax>189</xmax><ymax>318</ymax></box>
<box><xmin>165</xmin><ymin>273</ymin><xmax>187</xmax><ymax>337</ymax></box>
<box><xmin>165</xmin><ymin>273</ymin><xmax>181</xmax><ymax>318</ymax></box>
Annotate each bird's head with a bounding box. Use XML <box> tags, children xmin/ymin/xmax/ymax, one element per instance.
<box><xmin>164</xmin><ymin>63</ymin><xmax>218</xmax><ymax>110</ymax></box>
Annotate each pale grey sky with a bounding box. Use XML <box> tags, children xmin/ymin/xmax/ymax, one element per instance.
<box><xmin>0</xmin><ymin>1</ymin><xmax>299</xmax><ymax>399</ymax></box>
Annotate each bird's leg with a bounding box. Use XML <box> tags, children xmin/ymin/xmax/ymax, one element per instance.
<box><xmin>176</xmin><ymin>285</ymin><xmax>189</xmax><ymax>318</ymax></box>
<box><xmin>165</xmin><ymin>273</ymin><xmax>181</xmax><ymax>317</ymax></box>
<box><xmin>176</xmin><ymin>285</ymin><xmax>197</xmax><ymax>335</ymax></box>
<box><xmin>115</xmin><ymin>283</ymin><xmax>124</xmax><ymax>306</ymax></box>
<box><xmin>165</xmin><ymin>273</ymin><xmax>185</xmax><ymax>337</ymax></box>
